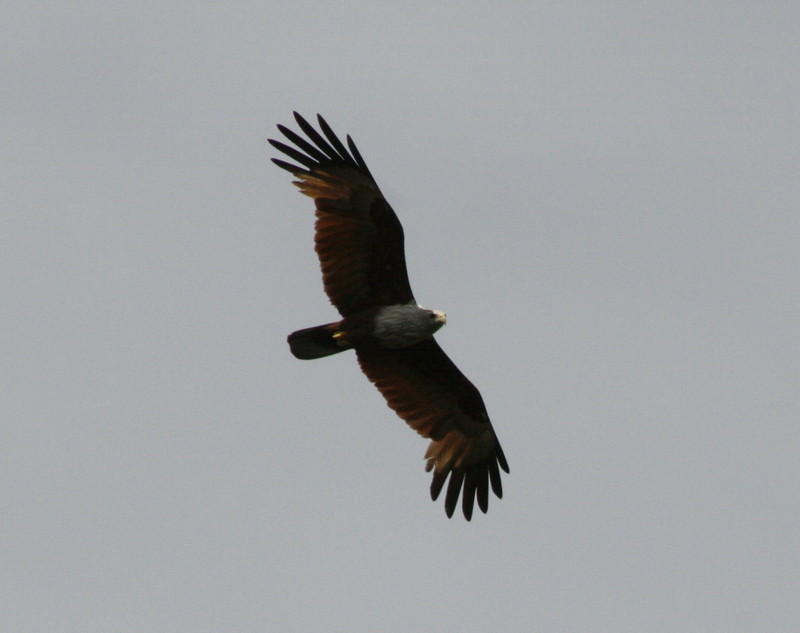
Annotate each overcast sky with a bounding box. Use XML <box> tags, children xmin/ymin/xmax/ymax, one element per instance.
<box><xmin>3</xmin><ymin>3</ymin><xmax>799</xmax><ymax>632</ymax></box>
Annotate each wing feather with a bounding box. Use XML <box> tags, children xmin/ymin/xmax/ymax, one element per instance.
<box><xmin>268</xmin><ymin>139</ymin><xmax>320</xmax><ymax>170</ymax></box>
<box><xmin>270</xmin><ymin>113</ymin><xmax>413</xmax><ymax>315</ymax></box>
<box><xmin>316</xmin><ymin>114</ymin><xmax>353</xmax><ymax>162</ymax></box>
<box><xmin>356</xmin><ymin>338</ymin><xmax>509</xmax><ymax>520</ymax></box>
<box><xmin>346</xmin><ymin>135</ymin><xmax>372</xmax><ymax>175</ymax></box>
<box><xmin>294</xmin><ymin>112</ymin><xmax>345</xmax><ymax>163</ymax></box>
<box><xmin>276</xmin><ymin>124</ymin><xmax>330</xmax><ymax>164</ymax></box>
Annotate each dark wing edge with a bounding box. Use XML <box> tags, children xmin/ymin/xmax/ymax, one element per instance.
<box><xmin>269</xmin><ymin>112</ymin><xmax>372</xmax><ymax>178</ymax></box>
<box><xmin>356</xmin><ymin>338</ymin><xmax>509</xmax><ymax>520</ymax></box>
<box><xmin>269</xmin><ymin>113</ymin><xmax>414</xmax><ymax>314</ymax></box>
<box><xmin>427</xmin><ymin>427</ymin><xmax>509</xmax><ymax>521</ymax></box>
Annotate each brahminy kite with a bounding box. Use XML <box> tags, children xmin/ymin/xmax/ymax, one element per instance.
<box><xmin>270</xmin><ymin>113</ymin><xmax>508</xmax><ymax>519</ymax></box>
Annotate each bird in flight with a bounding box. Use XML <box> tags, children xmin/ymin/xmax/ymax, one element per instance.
<box><xmin>270</xmin><ymin>113</ymin><xmax>508</xmax><ymax>519</ymax></box>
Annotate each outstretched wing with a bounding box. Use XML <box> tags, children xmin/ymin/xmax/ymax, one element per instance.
<box><xmin>356</xmin><ymin>338</ymin><xmax>509</xmax><ymax>520</ymax></box>
<box><xmin>270</xmin><ymin>113</ymin><xmax>414</xmax><ymax>316</ymax></box>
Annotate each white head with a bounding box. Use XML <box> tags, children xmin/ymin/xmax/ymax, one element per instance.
<box><xmin>420</xmin><ymin>306</ymin><xmax>447</xmax><ymax>332</ymax></box>
<box><xmin>373</xmin><ymin>302</ymin><xmax>447</xmax><ymax>348</ymax></box>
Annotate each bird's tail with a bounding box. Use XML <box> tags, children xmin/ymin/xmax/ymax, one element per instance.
<box><xmin>287</xmin><ymin>323</ymin><xmax>350</xmax><ymax>360</ymax></box>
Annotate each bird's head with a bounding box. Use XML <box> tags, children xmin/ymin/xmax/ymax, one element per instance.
<box><xmin>425</xmin><ymin>308</ymin><xmax>447</xmax><ymax>333</ymax></box>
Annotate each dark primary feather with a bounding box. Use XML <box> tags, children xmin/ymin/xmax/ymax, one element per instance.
<box><xmin>312</xmin><ymin>114</ymin><xmax>351</xmax><ymax>162</ymax></box>
<box><xmin>269</xmin><ymin>139</ymin><xmax>319</xmax><ymax>170</ymax></box>
<box><xmin>275</xmin><ymin>124</ymin><xmax>329</xmax><ymax>163</ymax></box>
<box><xmin>295</xmin><ymin>112</ymin><xmax>348</xmax><ymax>162</ymax></box>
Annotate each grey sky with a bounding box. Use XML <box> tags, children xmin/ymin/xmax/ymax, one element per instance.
<box><xmin>3</xmin><ymin>3</ymin><xmax>799</xmax><ymax>632</ymax></box>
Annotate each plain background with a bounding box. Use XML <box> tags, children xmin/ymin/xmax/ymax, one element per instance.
<box><xmin>3</xmin><ymin>3</ymin><xmax>798</xmax><ymax>632</ymax></box>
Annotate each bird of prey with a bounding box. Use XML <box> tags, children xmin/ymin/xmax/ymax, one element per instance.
<box><xmin>270</xmin><ymin>113</ymin><xmax>508</xmax><ymax>519</ymax></box>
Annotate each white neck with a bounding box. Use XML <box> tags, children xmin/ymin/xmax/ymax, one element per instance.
<box><xmin>372</xmin><ymin>302</ymin><xmax>446</xmax><ymax>348</ymax></box>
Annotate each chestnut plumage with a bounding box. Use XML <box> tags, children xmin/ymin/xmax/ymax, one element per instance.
<box><xmin>271</xmin><ymin>113</ymin><xmax>508</xmax><ymax>519</ymax></box>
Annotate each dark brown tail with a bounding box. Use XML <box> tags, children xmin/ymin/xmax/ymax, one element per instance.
<box><xmin>287</xmin><ymin>323</ymin><xmax>350</xmax><ymax>360</ymax></box>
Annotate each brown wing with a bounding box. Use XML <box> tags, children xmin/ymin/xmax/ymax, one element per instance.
<box><xmin>270</xmin><ymin>113</ymin><xmax>414</xmax><ymax>316</ymax></box>
<box><xmin>356</xmin><ymin>338</ymin><xmax>509</xmax><ymax>520</ymax></box>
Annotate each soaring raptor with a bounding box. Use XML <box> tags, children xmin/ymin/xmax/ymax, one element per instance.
<box><xmin>270</xmin><ymin>113</ymin><xmax>508</xmax><ymax>519</ymax></box>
